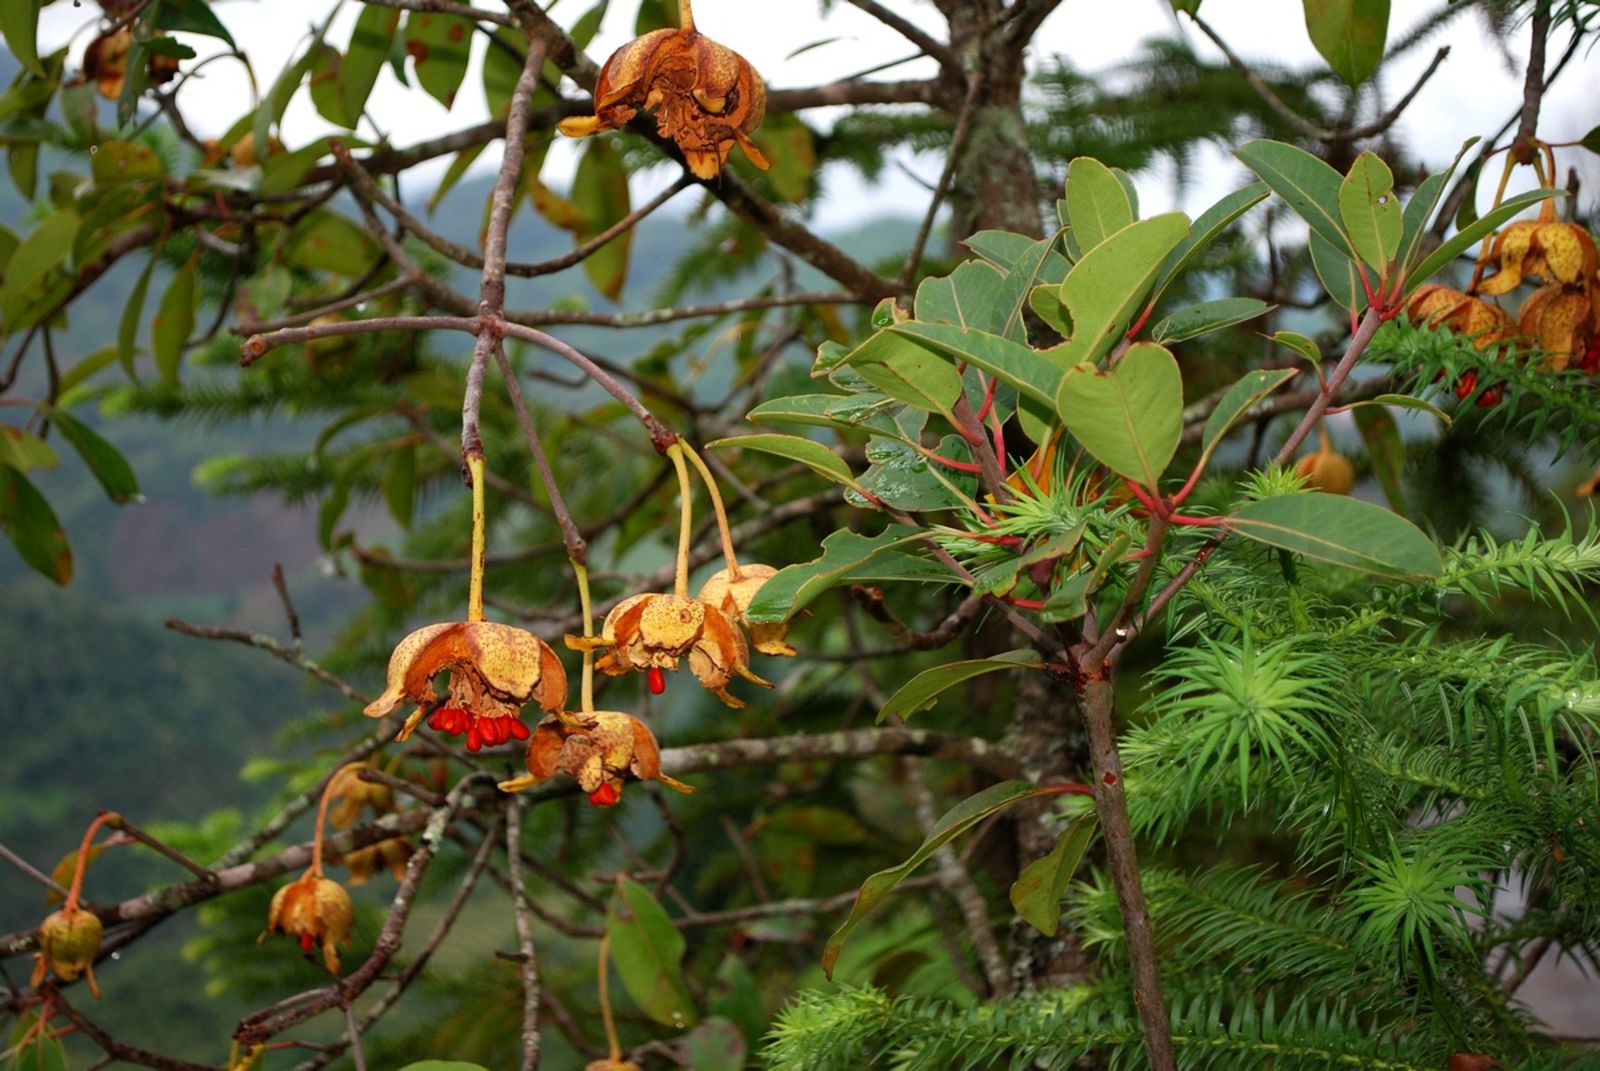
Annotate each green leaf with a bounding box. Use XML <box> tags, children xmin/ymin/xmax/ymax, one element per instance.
<box><xmin>0</xmin><ymin>209</ymin><xmax>79</xmax><ymax>332</ymax></box>
<box><xmin>1151</xmin><ymin>297</ymin><xmax>1272</xmax><ymax>343</ymax></box>
<box><xmin>1064</xmin><ymin>157</ymin><xmax>1133</xmax><ymax>253</ymax></box>
<box><xmin>154</xmin><ymin>0</ymin><xmax>237</xmax><ymax>47</ymax></box>
<box><xmin>482</xmin><ymin>25</ymin><xmax>524</xmax><ymax>119</ymax></box>
<box><xmin>1010</xmin><ymin>816</ymin><xmax>1097</xmax><ymax>937</ymax></box>
<box><xmin>708</xmin><ymin>433</ymin><xmax>860</xmax><ymax>493</ymax></box>
<box><xmin>683</xmin><ymin>1017</ymin><xmax>747</xmax><ymax>1071</ymax></box>
<box><xmin>1353</xmin><ymin>406</ymin><xmax>1406</xmax><ymax>513</ymax></box>
<box><xmin>396</xmin><ymin>1064</ymin><xmax>492</xmax><ymax>1071</ymax></box>
<box><xmin>0</xmin><ymin>426</ymin><xmax>58</xmax><ymax>473</ymax></box>
<box><xmin>1581</xmin><ymin>124</ymin><xmax>1600</xmax><ymax>156</ymax></box>
<box><xmin>851</xmin><ymin>436</ymin><xmax>972</xmax><ymax>513</ymax></box>
<box><xmin>1272</xmin><ymin>330</ymin><xmax>1320</xmax><ymax>363</ymax></box>
<box><xmin>405</xmin><ymin>11</ymin><xmax>474</xmax><ymax>109</ymax></box>
<box><xmin>49</xmin><ymin>409</ymin><xmax>139</xmax><ymax>502</ymax></box>
<box><xmin>886</xmin><ymin>322</ymin><xmax>1063</xmax><ymax>409</ymax></box>
<box><xmin>750</xmin><ymin>113</ymin><xmax>816</xmax><ymax>204</ymax></box>
<box><xmin>1056</xmin><ymin>341</ymin><xmax>1183</xmax><ymax>489</ymax></box>
<box><xmin>343</xmin><ymin>5</ymin><xmax>398</xmax><ymax>123</ymax></box>
<box><xmin>0</xmin><ymin>0</ymin><xmax>42</xmax><ymax>76</ymax></box>
<box><xmin>915</xmin><ymin>260</ymin><xmax>1008</xmax><ymax>334</ymax></box>
<box><xmin>1235</xmin><ymin>140</ymin><xmax>1349</xmax><ymax>253</ymax></box>
<box><xmin>1339</xmin><ymin>151</ymin><xmax>1401</xmax><ymax>272</ymax></box>
<box><xmin>1406</xmin><ymin>187</ymin><xmax>1562</xmax><ymax>292</ymax></box>
<box><xmin>6</xmin><ymin>1012</ymin><xmax>67</xmax><ymax>1071</ymax></box>
<box><xmin>151</xmin><ymin>261</ymin><xmax>198</xmax><ymax>387</ymax></box>
<box><xmin>607</xmin><ymin>877</ymin><xmax>698</xmax><ymax>1028</ymax></box>
<box><xmin>823</xmin><ymin>781</ymin><xmax>1064</xmax><ymax>978</ymax></box>
<box><xmin>427</xmin><ymin>144</ymin><xmax>487</xmax><ymax>214</ymax></box>
<box><xmin>90</xmin><ymin>139</ymin><xmax>164</xmax><ymax>184</ymax></box>
<box><xmin>1303</xmin><ymin>0</ymin><xmax>1390</xmax><ymax>86</ymax></box>
<box><xmin>309</xmin><ymin>44</ymin><xmax>357</xmax><ymax>128</ymax></box>
<box><xmin>382</xmin><ymin>443</ymin><xmax>416</xmax><ymax>528</ymax></box>
<box><xmin>1199</xmin><ymin>368</ymin><xmax>1301</xmax><ymax>468</ymax></box>
<box><xmin>744</xmin><ymin>526</ymin><xmax>942</xmax><ymax>623</ymax></box>
<box><xmin>1343</xmin><ymin>393</ymin><xmax>1451</xmax><ymax>424</ymax></box>
<box><xmin>1153</xmin><ymin>182</ymin><xmax>1268</xmax><ymax>301</ymax></box>
<box><xmin>1056</xmin><ymin>212</ymin><xmax>1191</xmax><ymax>365</ymax></box>
<box><xmin>572</xmin><ymin>137</ymin><xmax>632</xmax><ymax>301</ymax></box>
<box><xmin>286</xmin><ymin>208</ymin><xmax>379</xmax><ymax>277</ymax></box>
<box><xmin>56</xmin><ymin>344</ymin><xmax>122</xmax><ymax>394</ymax></box>
<box><xmin>1397</xmin><ymin>138</ymin><xmax>1476</xmax><ymax>272</ymax></box>
<box><xmin>1309</xmin><ymin>230</ymin><xmax>1362</xmax><ymax>311</ymax></box>
<box><xmin>1227</xmin><ymin>493</ymin><xmax>1441</xmax><ymax>578</ymax></box>
<box><xmin>845</xmin><ymin>331</ymin><xmax>964</xmax><ymax>419</ymax></box>
<box><xmin>0</xmin><ymin>465</ymin><xmax>71</xmax><ymax>585</ymax></box>
<box><xmin>876</xmin><ymin>650</ymin><xmax>1042</xmax><ymax>724</ymax></box>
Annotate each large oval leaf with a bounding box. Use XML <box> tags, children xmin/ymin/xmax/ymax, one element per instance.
<box><xmin>1056</xmin><ymin>341</ymin><xmax>1183</xmax><ymax>490</ymax></box>
<box><xmin>608</xmin><ymin>877</ymin><xmax>698</xmax><ymax>1028</ymax></box>
<box><xmin>1235</xmin><ymin>140</ymin><xmax>1348</xmax><ymax>254</ymax></box>
<box><xmin>0</xmin><ymin>465</ymin><xmax>72</xmax><ymax>585</ymax></box>
<box><xmin>1010</xmin><ymin>815</ymin><xmax>1098</xmax><ymax>937</ymax></box>
<box><xmin>1227</xmin><ymin>493</ymin><xmax>1442</xmax><ymax>578</ymax></box>
<box><xmin>743</xmin><ymin>526</ymin><xmax>947</xmax><ymax>623</ymax></box>
<box><xmin>1064</xmin><ymin>156</ymin><xmax>1134</xmax><ymax>253</ymax></box>
<box><xmin>1055</xmin><ymin>212</ymin><xmax>1191</xmax><ymax>366</ymax></box>
<box><xmin>707</xmin><ymin>433</ymin><xmax>860</xmax><ymax>492</ymax></box>
<box><xmin>1339</xmin><ymin>151</ymin><xmax>1401</xmax><ymax>272</ymax></box>
<box><xmin>1303</xmin><ymin>0</ymin><xmax>1390</xmax><ymax>87</ymax></box>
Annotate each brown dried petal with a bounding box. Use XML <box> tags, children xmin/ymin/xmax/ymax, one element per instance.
<box><xmin>83</xmin><ymin>30</ymin><xmax>132</xmax><ymax>101</ymax></box>
<box><xmin>697</xmin><ymin>564</ymin><xmax>795</xmax><ymax>656</ymax></box>
<box><xmin>364</xmin><ymin>621</ymin><xmax>563</xmax><ymax>721</ymax></box>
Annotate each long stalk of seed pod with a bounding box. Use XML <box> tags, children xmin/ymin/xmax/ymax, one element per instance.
<box><xmin>1469</xmin><ymin>152</ymin><xmax>1519</xmax><ymax>291</ymax></box>
<box><xmin>467</xmin><ymin>454</ymin><xmax>487</xmax><ymax>623</ymax></box>
<box><xmin>680</xmin><ymin>443</ymin><xmax>741</xmax><ymax>578</ymax></box>
<box><xmin>668</xmin><ymin>444</ymin><xmax>694</xmax><ymax>599</ymax></box>
<box><xmin>1316</xmin><ymin>419</ymin><xmax>1332</xmax><ymax>453</ymax></box>
<box><xmin>679</xmin><ymin>0</ymin><xmax>694</xmax><ymax>31</ymax></box>
<box><xmin>64</xmin><ymin>812</ymin><xmax>119</xmax><ymax>915</ymax></box>
<box><xmin>308</xmin><ymin>769</ymin><xmax>348</xmax><ymax>878</ymax></box>
<box><xmin>597</xmin><ymin>933</ymin><xmax>622</xmax><ymax>1062</ymax></box>
<box><xmin>574</xmin><ymin>560</ymin><xmax>596</xmax><ymax>716</ymax></box>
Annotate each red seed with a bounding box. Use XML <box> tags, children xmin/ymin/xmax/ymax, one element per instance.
<box><xmin>466</xmin><ymin>726</ymin><xmax>482</xmax><ymax>752</ymax></box>
<box><xmin>509</xmin><ymin>718</ymin><xmax>530</xmax><ymax>741</ymax></box>
<box><xmin>588</xmin><ymin>782</ymin><xmax>621</xmax><ymax>807</ymax></box>
<box><xmin>490</xmin><ymin>718</ymin><xmax>508</xmax><ymax>745</ymax></box>
<box><xmin>427</xmin><ymin>709</ymin><xmax>448</xmax><ymax>730</ymax></box>
<box><xmin>299</xmin><ymin>932</ymin><xmax>314</xmax><ymax>952</ymax></box>
<box><xmin>647</xmin><ymin>666</ymin><xmax>666</xmax><ymax>695</ymax></box>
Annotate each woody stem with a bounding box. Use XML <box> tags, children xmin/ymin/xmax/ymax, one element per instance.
<box><xmin>467</xmin><ymin>454</ymin><xmax>487</xmax><ymax>623</ymax></box>
<box><xmin>598</xmin><ymin>933</ymin><xmax>622</xmax><ymax>1062</ymax></box>
<box><xmin>64</xmin><ymin>812</ymin><xmax>118</xmax><ymax>915</ymax></box>
<box><xmin>575</xmin><ymin>560</ymin><xmax>596</xmax><ymax>717</ymax></box>
<box><xmin>668</xmin><ymin>444</ymin><xmax>694</xmax><ymax>599</ymax></box>
<box><xmin>680</xmin><ymin>443</ymin><xmax>741</xmax><ymax>577</ymax></box>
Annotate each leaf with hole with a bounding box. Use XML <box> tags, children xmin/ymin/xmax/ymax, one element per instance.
<box><xmin>1339</xmin><ymin>151</ymin><xmax>1402</xmax><ymax>272</ymax></box>
<box><xmin>823</xmin><ymin>781</ymin><xmax>1067</xmax><ymax>978</ymax></box>
<box><xmin>876</xmin><ymin>650</ymin><xmax>1043</xmax><ymax>724</ymax></box>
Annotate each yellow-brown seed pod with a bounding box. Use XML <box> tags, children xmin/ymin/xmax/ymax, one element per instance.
<box><xmin>260</xmin><ymin>873</ymin><xmax>354</xmax><ymax>975</ymax></box>
<box><xmin>30</xmin><ymin>908</ymin><xmax>104</xmax><ymax>996</ymax></box>
<box><xmin>1295</xmin><ymin>449</ymin><xmax>1356</xmax><ymax>495</ymax></box>
<box><xmin>697</xmin><ymin>564</ymin><xmax>795</xmax><ymax>657</ymax></box>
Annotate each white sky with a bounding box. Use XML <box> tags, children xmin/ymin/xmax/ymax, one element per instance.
<box><xmin>40</xmin><ymin>0</ymin><xmax>1600</xmax><ymax>229</ymax></box>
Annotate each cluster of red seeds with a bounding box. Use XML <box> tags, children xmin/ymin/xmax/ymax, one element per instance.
<box><xmin>426</xmin><ymin>706</ymin><xmax>532</xmax><ymax>751</ymax></box>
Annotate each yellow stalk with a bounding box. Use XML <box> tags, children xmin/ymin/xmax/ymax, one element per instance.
<box><xmin>679</xmin><ymin>0</ymin><xmax>694</xmax><ymax>31</ymax></box>
<box><xmin>1469</xmin><ymin>152</ymin><xmax>1519</xmax><ymax>291</ymax></box>
<box><xmin>309</xmin><ymin>767</ymin><xmax>349</xmax><ymax>877</ymax></box>
<box><xmin>574</xmin><ymin>559</ymin><xmax>596</xmax><ymax>716</ymax></box>
<box><xmin>467</xmin><ymin>453</ymin><xmax>487</xmax><ymax>623</ymax></box>
<box><xmin>1317</xmin><ymin>420</ymin><xmax>1332</xmax><ymax>454</ymax></box>
<box><xmin>598</xmin><ymin>933</ymin><xmax>622</xmax><ymax>1062</ymax></box>
<box><xmin>668</xmin><ymin>444</ymin><xmax>693</xmax><ymax>599</ymax></box>
<box><xmin>681</xmin><ymin>442</ymin><xmax>741</xmax><ymax>578</ymax></box>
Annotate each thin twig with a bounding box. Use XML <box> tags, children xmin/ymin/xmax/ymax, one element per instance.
<box><xmin>506</xmin><ymin>797</ymin><xmax>542</xmax><ymax>1070</ymax></box>
<box><xmin>843</xmin><ymin>0</ymin><xmax>961</xmax><ymax>71</ymax></box>
<box><xmin>901</xmin><ymin>71</ymin><xmax>982</xmax><ymax>286</ymax></box>
<box><xmin>106</xmin><ymin>815</ymin><xmax>216</xmax><ymax>884</ymax></box>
